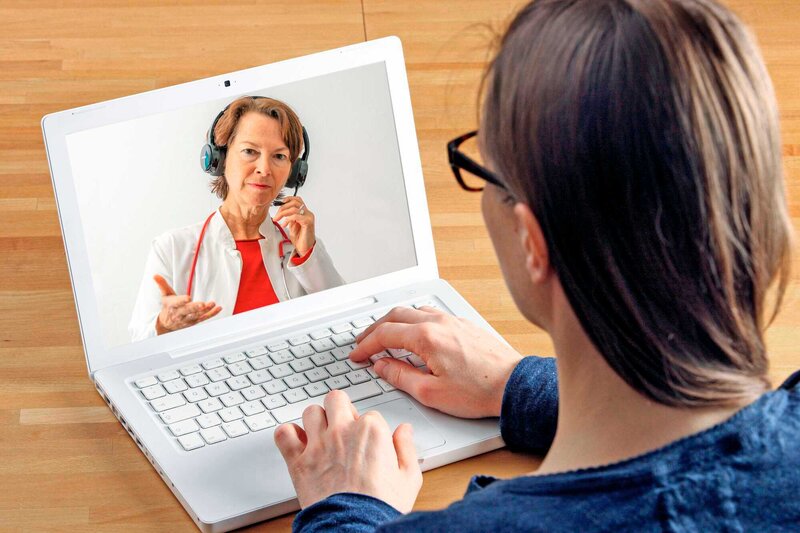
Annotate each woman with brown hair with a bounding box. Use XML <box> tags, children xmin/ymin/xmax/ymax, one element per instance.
<box><xmin>274</xmin><ymin>0</ymin><xmax>799</xmax><ymax>530</ymax></box>
<box><xmin>129</xmin><ymin>96</ymin><xmax>344</xmax><ymax>341</ymax></box>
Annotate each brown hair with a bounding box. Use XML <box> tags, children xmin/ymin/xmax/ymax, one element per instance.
<box><xmin>209</xmin><ymin>96</ymin><xmax>304</xmax><ymax>200</ymax></box>
<box><xmin>482</xmin><ymin>0</ymin><xmax>792</xmax><ymax>406</ymax></box>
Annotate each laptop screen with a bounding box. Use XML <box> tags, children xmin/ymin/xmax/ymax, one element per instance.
<box><xmin>63</xmin><ymin>62</ymin><xmax>417</xmax><ymax>349</ymax></box>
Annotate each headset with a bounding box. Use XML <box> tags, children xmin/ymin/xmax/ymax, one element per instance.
<box><xmin>200</xmin><ymin>96</ymin><xmax>310</xmax><ymax>193</ymax></box>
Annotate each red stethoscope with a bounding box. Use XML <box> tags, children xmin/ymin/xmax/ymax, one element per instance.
<box><xmin>185</xmin><ymin>211</ymin><xmax>293</xmax><ymax>299</ymax></box>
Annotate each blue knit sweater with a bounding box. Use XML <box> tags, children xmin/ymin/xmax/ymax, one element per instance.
<box><xmin>293</xmin><ymin>356</ymin><xmax>800</xmax><ymax>532</ymax></box>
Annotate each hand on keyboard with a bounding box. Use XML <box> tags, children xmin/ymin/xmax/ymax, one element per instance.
<box><xmin>274</xmin><ymin>389</ymin><xmax>422</xmax><ymax>512</ymax></box>
<box><xmin>350</xmin><ymin>306</ymin><xmax>523</xmax><ymax>418</ymax></box>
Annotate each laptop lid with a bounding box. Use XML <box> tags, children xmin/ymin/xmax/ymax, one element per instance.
<box><xmin>41</xmin><ymin>37</ymin><xmax>438</xmax><ymax>374</ymax></box>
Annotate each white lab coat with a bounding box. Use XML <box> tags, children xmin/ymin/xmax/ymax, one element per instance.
<box><xmin>128</xmin><ymin>208</ymin><xmax>345</xmax><ymax>341</ymax></box>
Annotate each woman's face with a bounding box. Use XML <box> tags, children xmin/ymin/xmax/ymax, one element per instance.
<box><xmin>223</xmin><ymin>112</ymin><xmax>292</xmax><ymax>209</ymax></box>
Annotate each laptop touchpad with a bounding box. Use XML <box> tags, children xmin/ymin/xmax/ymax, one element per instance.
<box><xmin>361</xmin><ymin>398</ymin><xmax>446</xmax><ymax>455</ymax></box>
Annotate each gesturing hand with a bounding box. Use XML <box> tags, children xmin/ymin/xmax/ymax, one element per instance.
<box><xmin>153</xmin><ymin>274</ymin><xmax>222</xmax><ymax>335</ymax></box>
<box><xmin>350</xmin><ymin>306</ymin><xmax>523</xmax><ymax>419</ymax></box>
<box><xmin>273</xmin><ymin>195</ymin><xmax>315</xmax><ymax>257</ymax></box>
<box><xmin>274</xmin><ymin>390</ymin><xmax>422</xmax><ymax>512</ymax></box>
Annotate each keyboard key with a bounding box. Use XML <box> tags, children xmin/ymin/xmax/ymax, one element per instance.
<box><xmin>332</xmin><ymin>332</ymin><xmax>356</xmax><ymax>347</ymax></box>
<box><xmin>291</xmin><ymin>344</ymin><xmax>315</xmax><ymax>358</ymax></box>
<box><xmin>283</xmin><ymin>388</ymin><xmax>309</xmax><ymax>404</ymax></box>
<box><xmin>352</xmin><ymin>317</ymin><xmax>373</xmax><ymax>328</ymax></box>
<box><xmin>269</xmin><ymin>350</ymin><xmax>293</xmax><ymax>365</ymax></box>
<box><xmin>262</xmin><ymin>394</ymin><xmax>287</xmax><ymax>410</ymax></box>
<box><xmin>284</xmin><ymin>374</ymin><xmax>309</xmax><ymax>389</ymax></box>
<box><xmin>228</xmin><ymin>361</ymin><xmax>253</xmax><ymax>376</ymax></box>
<box><xmin>367</xmin><ymin>368</ymin><xmax>379</xmax><ymax>379</ymax></box>
<box><xmin>304</xmin><ymin>382</ymin><xmax>330</xmax><ymax>397</ymax></box>
<box><xmin>200</xmin><ymin>426</ymin><xmax>227</xmax><ymax>444</ymax></box>
<box><xmin>290</xmin><ymin>358</ymin><xmax>314</xmax><ymax>373</ymax></box>
<box><xmin>413</xmin><ymin>299</ymin><xmax>440</xmax><ymax>309</ymax></box>
<box><xmin>224</xmin><ymin>352</ymin><xmax>246</xmax><ymax>364</ymax></box>
<box><xmin>204</xmin><ymin>382</ymin><xmax>231</xmax><ymax>397</ymax></box>
<box><xmin>198</xmin><ymin>397</ymin><xmax>223</xmax><ymax>413</ymax></box>
<box><xmin>157</xmin><ymin>370</ymin><xmax>180</xmax><ymax>382</ymax></box>
<box><xmin>169</xmin><ymin>419</ymin><xmax>199</xmax><ymax>437</ymax></box>
<box><xmin>388</xmin><ymin>348</ymin><xmax>412</xmax><ymax>358</ymax></box>
<box><xmin>288</xmin><ymin>334</ymin><xmax>311</xmax><ymax>346</ymax></box>
<box><xmin>183</xmin><ymin>388</ymin><xmax>209</xmax><ymax>403</ymax></box>
<box><xmin>331</xmin><ymin>323</ymin><xmax>353</xmax><ymax>334</ymax></box>
<box><xmin>206</xmin><ymin>367</ymin><xmax>232</xmax><ymax>382</ymax></box>
<box><xmin>346</xmin><ymin>370</ymin><xmax>371</xmax><ymax>385</ymax></box>
<box><xmin>352</xmin><ymin>326</ymin><xmax>368</xmax><ymax>337</ymax></box>
<box><xmin>226</xmin><ymin>376</ymin><xmax>251</xmax><ymax>391</ymax></box>
<box><xmin>159</xmin><ymin>403</ymin><xmax>201</xmax><ymax>425</ymax></box>
<box><xmin>179</xmin><ymin>364</ymin><xmax>203</xmax><ymax>376</ymax></box>
<box><xmin>269</xmin><ymin>363</ymin><xmax>292</xmax><ymax>379</ymax></box>
<box><xmin>267</xmin><ymin>341</ymin><xmax>289</xmax><ymax>352</ymax></box>
<box><xmin>311</xmin><ymin>352</ymin><xmax>335</xmax><ymax>367</ymax></box>
<box><xmin>248</xmin><ymin>369</ymin><xmax>272</xmax><ymax>385</ymax></box>
<box><xmin>196</xmin><ymin>412</ymin><xmax>222</xmax><ymax>428</ymax></box>
<box><xmin>331</xmin><ymin>346</ymin><xmax>353</xmax><ymax>361</ymax></box>
<box><xmin>185</xmin><ymin>373</ymin><xmax>210</xmax><ymax>388</ymax></box>
<box><xmin>141</xmin><ymin>384</ymin><xmax>166</xmax><ymax>400</ymax></box>
<box><xmin>369</xmin><ymin>351</ymin><xmax>391</xmax><ymax>364</ymax></box>
<box><xmin>311</xmin><ymin>338</ymin><xmax>336</xmax><ymax>352</ymax></box>
<box><xmin>249</xmin><ymin>355</ymin><xmax>272</xmax><ymax>370</ymax></box>
<box><xmin>219</xmin><ymin>407</ymin><xmax>243</xmax><ymax>422</ymax></box>
<box><xmin>264</xmin><ymin>380</ymin><xmax>288</xmax><ymax>395</ymax></box>
<box><xmin>220</xmin><ymin>392</ymin><xmax>245</xmax><ymax>407</ymax></box>
<box><xmin>310</xmin><ymin>329</ymin><xmax>332</xmax><ymax>340</ymax></box>
<box><xmin>305</xmin><ymin>368</ymin><xmax>330</xmax><ymax>383</ymax></box>
<box><xmin>272</xmin><ymin>381</ymin><xmax>382</xmax><ymax>423</ymax></box>
<box><xmin>377</xmin><ymin>379</ymin><xmax>396</xmax><ymax>392</ymax></box>
<box><xmin>408</xmin><ymin>354</ymin><xmax>426</xmax><ymax>367</ymax></box>
<box><xmin>241</xmin><ymin>385</ymin><xmax>266</xmax><ymax>401</ymax></box>
<box><xmin>325</xmin><ymin>376</ymin><xmax>350</xmax><ymax>390</ymax></box>
<box><xmin>371</xmin><ymin>308</ymin><xmax>392</xmax><ymax>321</ymax></box>
<box><xmin>325</xmin><ymin>361</ymin><xmax>350</xmax><ymax>376</ymax></box>
<box><xmin>244</xmin><ymin>412</ymin><xmax>276</xmax><ymax>432</ymax></box>
<box><xmin>134</xmin><ymin>376</ymin><xmax>158</xmax><ymax>388</ymax></box>
<box><xmin>347</xmin><ymin>359</ymin><xmax>370</xmax><ymax>370</ymax></box>
<box><xmin>240</xmin><ymin>400</ymin><xmax>266</xmax><ymax>416</ymax></box>
<box><xmin>163</xmin><ymin>379</ymin><xmax>188</xmax><ymax>394</ymax></box>
<box><xmin>202</xmin><ymin>358</ymin><xmax>224</xmax><ymax>370</ymax></box>
<box><xmin>245</xmin><ymin>346</ymin><xmax>269</xmax><ymax>357</ymax></box>
<box><xmin>177</xmin><ymin>432</ymin><xmax>205</xmax><ymax>451</ymax></box>
<box><xmin>150</xmin><ymin>393</ymin><xmax>186</xmax><ymax>412</ymax></box>
<box><xmin>222</xmin><ymin>420</ymin><xmax>248</xmax><ymax>438</ymax></box>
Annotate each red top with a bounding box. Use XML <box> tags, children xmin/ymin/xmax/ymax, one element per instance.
<box><xmin>232</xmin><ymin>239</ymin><xmax>314</xmax><ymax>314</ymax></box>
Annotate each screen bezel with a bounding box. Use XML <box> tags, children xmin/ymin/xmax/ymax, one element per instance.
<box><xmin>41</xmin><ymin>37</ymin><xmax>438</xmax><ymax>373</ymax></box>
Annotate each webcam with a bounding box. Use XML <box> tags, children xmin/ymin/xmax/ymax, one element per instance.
<box><xmin>224</xmin><ymin>80</ymin><xmax>231</xmax><ymax>87</ymax></box>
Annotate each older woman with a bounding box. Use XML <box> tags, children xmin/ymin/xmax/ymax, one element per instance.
<box><xmin>274</xmin><ymin>0</ymin><xmax>799</xmax><ymax>531</ymax></box>
<box><xmin>129</xmin><ymin>96</ymin><xmax>343</xmax><ymax>341</ymax></box>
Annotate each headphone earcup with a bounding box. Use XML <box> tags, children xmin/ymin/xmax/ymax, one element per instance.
<box><xmin>287</xmin><ymin>159</ymin><xmax>308</xmax><ymax>190</ymax></box>
<box><xmin>200</xmin><ymin>144</ymin><xmax>226</xmax><ymax>177</ymax></box>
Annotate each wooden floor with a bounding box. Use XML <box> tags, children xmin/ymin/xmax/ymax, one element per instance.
<box><xmin>0</xmin><ymin>1</ymin><xmax>797</xmax><ymax>531</ymax></box>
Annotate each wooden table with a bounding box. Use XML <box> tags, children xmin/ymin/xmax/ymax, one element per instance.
<box><xmin>1</xmin><ymin>1</ymin><xmax>797</xmax><ymax>531</ymax></box>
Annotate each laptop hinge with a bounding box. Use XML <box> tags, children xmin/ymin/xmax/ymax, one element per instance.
<box><xmin>167</xmin><ymin>295</ymin><xmax>377</xmax><ymax>360</ymax></box>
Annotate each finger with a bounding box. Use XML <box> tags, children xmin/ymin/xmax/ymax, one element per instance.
<box><xmin>373</xmin><ymin>357</ymin><xmax>438</xmax><ymax>404</ymax></box>
<box><xmin>196</xmin><ymin>305</ymin><xmax>223</xmax><ymax>323</ymax></box>
<box><xmin>301</xmin><ymin>404</ymin><xmax>328</xmax><ymax>441</ymax></box>
<box><xmin>274</xmin><ymin>423</ymin><xmax>308</xmax><ymax>462</ymax></box>
<box><xmin>163</xmin><ymin>294</ymin><xmax>191</xmax><ymax>309</ymax></box>
<box><xmin>350</xmin><ymin>321</ymin><xmax>426</xmax><ymax>362</ymax></box>
<box><xmin>393</xmin><ymin>423</ymin><xmax>419</xmax><ymax>472</ymax></box>
<box><xmin>354</xmin><ymin>306</ymin><xmax>428</xmax><ymax>344</ymax></box>
<box><xmin>180</xmin><ymin>301</ymin><xmax>214</xmax><ymax>318</ymax></box>
<box><xmin>323</xmin><ymin>389</ymin><xmax>358</xmax><ymax>428</ymax></box>
<box><xmin>153</xmin><ymin>274</ymin><xmax>177</xmax><ymax>297</ymax></box>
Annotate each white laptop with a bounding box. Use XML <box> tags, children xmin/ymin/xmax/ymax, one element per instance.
<box><xmin>41</xmin><ymin>36</ymin><xmax>504</xmax><ymax>532</ymax></box>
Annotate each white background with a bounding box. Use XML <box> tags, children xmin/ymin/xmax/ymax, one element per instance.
<box><xmin>65</xmin><ymin>62</ymin><xmax>416</xmax><ymax>348</ymax></box>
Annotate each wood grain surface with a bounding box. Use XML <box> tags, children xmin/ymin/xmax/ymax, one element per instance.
<box><xmin>0</xmin><ymin>1</ymin><xmax>797</xmax><ymax>531</ymax></box>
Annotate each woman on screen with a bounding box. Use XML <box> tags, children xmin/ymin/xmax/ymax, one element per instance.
<box><xmin>128</xmin><ymin>96</ymin><xmax>344</xmax><ymax>341</ymax></box>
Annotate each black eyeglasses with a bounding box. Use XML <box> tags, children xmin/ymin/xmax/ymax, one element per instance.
<box><xmin>447</xmin><ymin>130</ymin><xmax>507</xmax><ymax>193</ymax></box>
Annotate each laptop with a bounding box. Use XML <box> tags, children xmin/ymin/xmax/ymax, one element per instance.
<box><xmin>41</xmin><ymin>36</ymin><xmax>504</xmax><ymax>532</ymax></box>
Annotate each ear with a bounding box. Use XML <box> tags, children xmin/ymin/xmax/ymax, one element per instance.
<box><xmin>512</xmin><ymin>202</ymin><xmax>550</xmax><ymax>284</ymax></box>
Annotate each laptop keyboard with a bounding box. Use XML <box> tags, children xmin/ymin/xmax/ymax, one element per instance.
<box><xmin>129</xmin><ymin>300</ymin><xmax>440</xmax><ymax>452</ymax></box>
